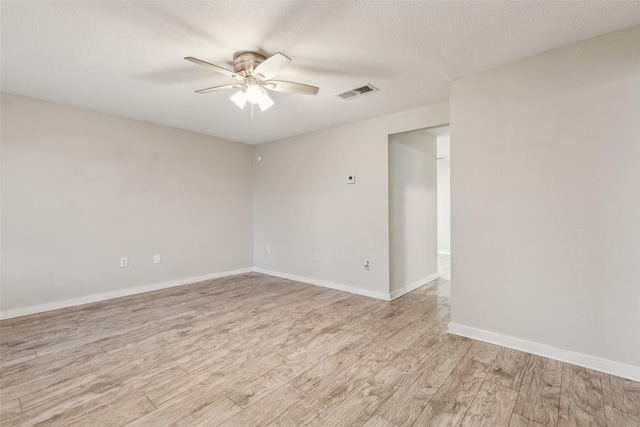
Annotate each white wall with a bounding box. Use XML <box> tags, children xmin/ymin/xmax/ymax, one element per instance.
<box><xmin>1</xmin><ymin>94</ymin><xmax>254</xmax><ymax>316</ymax></box>
<box><xmin>253</xmin><ymin>103</ymin><xmax>449</xmax><ymax>299</ymax></box>
<box><xmin>437</xmin><ymin>135</ymin><xmax>451</xmax><ymax>255</ymax></box>
<box><xmin>389</xmin><ymin>130</ymin><xmax>438</xmax><ymax>295</ymax></box>
<box><xmin>449</xmin><ymin>25</ymin><xmax>640</xmax><ymax>380</ymax></box>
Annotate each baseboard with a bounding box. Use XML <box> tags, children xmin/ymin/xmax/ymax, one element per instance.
<box><xmin>0</xmin><ymin>267</ymin><xmax>254</xmax><ymax>320</ymax></box>
<box><xmin>389</xmin><ymin>273</ymin><xmax>440</xmax><ymax>300</ymax></box>
<box><xmin>448</xmin><ymin>322</ymin><xmax>640</xmax><ymax>382</ymax></box>
<box><xmin>253</xmin><ymin>268</ymin><xmax>391</xmax><ymax>301</ymax></box>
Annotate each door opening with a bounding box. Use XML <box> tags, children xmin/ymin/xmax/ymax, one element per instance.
<box><xmin>387</xmin><ymin>124</ymin><xmax>450</xmax><ymax>299</ymax></box>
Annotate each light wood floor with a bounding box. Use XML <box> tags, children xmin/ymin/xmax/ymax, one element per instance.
<box><xmin>1</xmin><ymin>273</ymin><xmax>638</xmax><ymax>426</ymax></box>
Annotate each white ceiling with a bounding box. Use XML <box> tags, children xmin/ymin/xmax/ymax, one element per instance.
<box><xmin>2</xmin><ymin>2</ymin><xmax>640</xmax><ymax>145</ymax></box>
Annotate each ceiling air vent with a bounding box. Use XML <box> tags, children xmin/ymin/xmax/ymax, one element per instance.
<box><xmin>336</xmin><ymin>84</ymin><xmax>378</xmax><ymax>100</ymax></box>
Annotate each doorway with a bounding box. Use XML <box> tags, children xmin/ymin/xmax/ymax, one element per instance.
<box><xmin>388</xmin><ymin>125</ymin><xmax>450</xmax><ymax>298</ymax></box>
<box><xmin>430</xmin><ymin>126</ymin><xmax>451</xmax><ymax>280</ymax></box>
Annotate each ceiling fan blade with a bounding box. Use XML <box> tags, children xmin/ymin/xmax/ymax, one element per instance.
<box><xmin>264</xmin><ymin>80</ymin><xmax>319</xmax><ymax>95</ymax></box>
<box><xmin>253</xmin><ymin>53</ymin><xmax>291</xmax><ymax>80</ymax></box>
<box><xmin>195</xmin><ymin>84</ymin><xmax>241</xmax><ymax>94</ymax></box>
<box><xmin>184</xmin><ymin>57</ymin><xmax>242</xmax><ymax>80</ymax></box>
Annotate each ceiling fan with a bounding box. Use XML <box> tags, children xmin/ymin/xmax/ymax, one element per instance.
<box><xmin>185</xmin><ymin>52</ymin><xmax>319</xmax><ymax>112</ymax></box>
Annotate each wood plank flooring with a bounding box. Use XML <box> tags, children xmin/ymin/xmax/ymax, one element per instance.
<box><xmin>1</xmin><ymin>272</ymin><xmax>638</xmax><ymax>426</ymax></box>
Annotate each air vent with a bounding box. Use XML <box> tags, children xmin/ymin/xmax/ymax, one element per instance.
<box><xmin>336</xmin><ymin>84</ymin><xmax>379</xmax><ymax>100</ymax></box>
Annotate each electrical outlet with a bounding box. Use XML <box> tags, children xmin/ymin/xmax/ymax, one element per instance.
<box><xmin>266</xmin><ymin>246</ymin><xmax>271</xmax><ymax>255</ymax></box>
<box><xmin>120</xmin><ymin>257</ymin><xmax>128</xmax><ymax>268</ymax></box>
<box><xmin>347</xmin><ymin>174</ymin><xmax>356</xmax><ymax>184</ymax></box>
<box><xmin>153</xmin><ymin>254</ymin><xmax>161</xmax><ymax>264</ymax></box>
<box><xmin>314</xmin><ymin>253</ymin><xmax>319</xmax><ymax>262</ymax></box>
<box><xmin>364</xmin><ymin>259</ymin><xmax>370</xmax><ymax>270</ymax></box>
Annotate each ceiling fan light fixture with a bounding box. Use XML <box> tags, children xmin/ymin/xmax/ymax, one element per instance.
<box><xmin>230</xmin><ymin>91</ymin><xmax>247</xmax><ymax>109</ymax></box>
<box><xmin>186</xmin><ymin>51</ymin><xmax>319</xmax><ymax>114</ymax></box>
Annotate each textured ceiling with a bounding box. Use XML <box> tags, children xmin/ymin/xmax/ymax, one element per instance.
<box><xmin>2</xmin><ymin>1</ymin><xmax>640</xmax><ymax>145</ymax></box>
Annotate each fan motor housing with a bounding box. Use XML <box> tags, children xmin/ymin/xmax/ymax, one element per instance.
<box><xmin>233</xmin><ymin>52</ymin><xmax>266</xmax><ymax>77</ymax></box>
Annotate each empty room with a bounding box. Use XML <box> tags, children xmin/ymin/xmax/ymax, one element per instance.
<box><xmin>1</xmin><ymin>1</ymin><xmax>639</xmax><ymax>426</ymax></box>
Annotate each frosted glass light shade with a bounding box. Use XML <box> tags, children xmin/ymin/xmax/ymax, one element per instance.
<box><xmin>258</xmin><ymin>94</ymin><xmax>274</xmax><ymax>111</ymax></box>
<box><xmin>230</xmin><ymin>91</ymin><xmax>247</xmax><ymax>109</ymax></box>
<box><xmin>245</xmin><ymin>85</ymin><xmax>262</xmax><ymax>104</ymax></box>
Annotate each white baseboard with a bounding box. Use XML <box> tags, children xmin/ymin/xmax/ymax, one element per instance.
<box><xmin>253</xmin><ymin>268</ymin><xmax>391</xmax><ymax>301</ymax></box>
<box><xmin>0</xmin><ymin>268</ymin><xmax>254</xmax><ymax>320</ymax></box>
<box><xmin>389</xmin><ymin>273</ymin><xmax>440</xmax><ymax>300</ymax></box>
<box><xmin>2</xmin><ymin>267</ymin><xmax>390</xmax><ymax>319</ymax></box>
<box><xmin>448</xmin><ymin>322</ymin><xmax>640</xmax><ymax>382</ymax></box>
